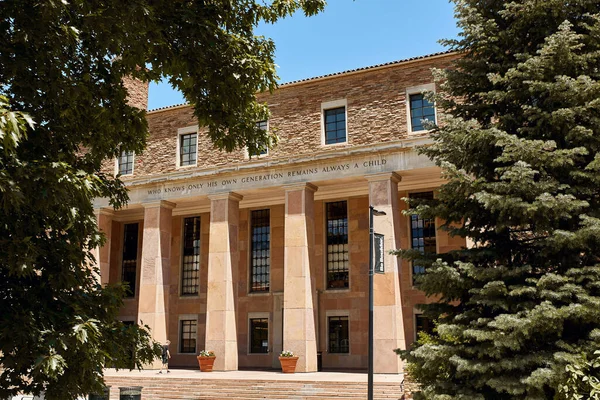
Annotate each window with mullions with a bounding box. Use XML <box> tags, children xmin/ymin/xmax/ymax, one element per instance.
<box><xmin>181</xmin><ymin>216</ymin><xmax>201</xmax><ymax>295</ymax></box>
<box><xmin>122</xmin><ymin>223</ymin><xmax>139</xmax><ymax>298</ymax></box>
<box><xmin>409</xmin><ymin>192</ymin><xmax>436</xmax><ymax>282</ymax></box>
<box><xmin>179</xmin><ymin>133</ymin><xmax>197</xmax><ymax>166</ymax></box>
<box><xmin>250</xmin><ymin>209</ymin><xmax>270</xmax><ymax>292</ymax></box>
<box><xmin>326</xmin><ymin>201</ymin><xmax>349</xmax><ymax>289</ymax></box>
<box><xmin>409</xmin><ymin>93</ymin><xmax>436</xmax><ymax>132</ymax></box>
<box><xmin>249</xmin><ymin>318</ymin><xmax>269</xmax><ymax>354</ymax></box>
<box><xmin>118</xmin><ymin>150</ymin><xmax>134</xmax><ymax>175</ymax></box>
<box><xmin>324</xmin><ymin>107</ymin><xmax>346</xmax><ymax>144</ymax></box>
<box><xmin>249</xmin><ymin>120</ymin><xmax>268</xmax><ymax>157</ymax></box>
<box><xmin>180</xmin><ymin>320</ymin><xmax>197</xmax><ymax>353</ymax></box>
<box><xmin>328</xmin><ymin>316</ymin><xmax>349</xmax><ymax>353</ymax></box>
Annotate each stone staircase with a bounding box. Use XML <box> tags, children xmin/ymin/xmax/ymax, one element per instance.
<box><xmin>103</xmin><ymin>376</ymin><xmax>406</xmax><ymax>400</ymax></box>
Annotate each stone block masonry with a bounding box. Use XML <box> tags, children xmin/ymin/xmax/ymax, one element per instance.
<box><xmin>102</xmin><ymin>53</ymin><xmax>458</xmax><ymax>177</ymax></box>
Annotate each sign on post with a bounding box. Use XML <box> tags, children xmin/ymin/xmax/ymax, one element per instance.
<box><xmin>374</xmin><ymin>233</ymin><xmax>385</xmax><ymax>273</ymax></box>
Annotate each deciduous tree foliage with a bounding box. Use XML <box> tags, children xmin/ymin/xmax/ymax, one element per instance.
<box><xmin>395</xmin><ymin>1</ymin><xmax>600</xmax><ymax>399</ymax></box>
<box><xmin>0</xmin><ymin>1</ymin><xmax>325</xmax><ymax>399</ymax></box>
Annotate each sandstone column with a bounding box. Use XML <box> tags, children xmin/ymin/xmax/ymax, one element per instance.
<box><xmin>205</xmin><ymin>192</ymin><xmax>242</xmax><ymax>371</ymax></box>
<box><xmin>138</xmin><ymin>200</ymin><xmax>175</xmax><ymax>368</ymax></box>
<box><xmin>283</xmin><ymin>183</ymin><xmax>318</xmax><ymax>373</ymax></box>
<box><xmin>366</xmin><ymin>172</ymin><xmax>406</xmax><ymax>373</ymax></box>
<box><xmin>94</xmin><ymin>208</ymin><xmax>113</xmax><ymax>286</ymax></box>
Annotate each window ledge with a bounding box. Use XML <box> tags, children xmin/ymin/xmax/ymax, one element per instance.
<box><xmin>324</xmin><ymin>288</ymin><xmax>351</xmax><ymax>294</ymax></box>
<box><xmin>321</xmin><ymin>141</ymin><xmax>349</xmax><ymax>148</ymax></box>
<box><xmin>176</xmin><ymin>164</ymin><xmax>197</xmax><ymax>169</ymax></box>
<box><xmin>178</xmin><ymin>294</ymin><xmax>201</xmax><ymax>300</ymax></box>
<box><xmin>247</xmin><ymin>291</ymin><xmax>271</xmax><ymax>297</ymax></box>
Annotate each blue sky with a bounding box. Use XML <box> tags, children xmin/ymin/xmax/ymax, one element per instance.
<box><xmin>147</xmin><ymin>0</ymin><xmax>459</xmax><ymax>110</ymax></box>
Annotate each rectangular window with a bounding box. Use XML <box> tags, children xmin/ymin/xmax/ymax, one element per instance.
<box><xmin>324</xmin><ymin>107</ymin><xmax>346</xmax><ymax>144</ymax></box>
<box><xmin>410</xmin><ymin>192</ymin><xmax>436</xmax><ymax>281</ymax></box>
<box><xmin>249</xmin><ymin>120</ymin><xmax>269</xmax><ymax>157</ymax></box>
<box><xmin>118</xmin><ymin>150</ymin><xmax>134</xmax><ymax>175</ymax></box>
<box><xmin>326</xmin><ymin>201</ymin><xmax>349</xmax><ymax>289</ymax></box>
<box><xmin>181</xmin><ymin>216</ymin><xmax>201</xmax><ymax>295</ymax></box>
<box><xmin>180</xmin><ymin>320</ymin><xmax>197</xmax><ymax>353</ymax></box>
<box><xmin>121</xmin><ymin>223</ymin><xmax>139</xmax><ymax>298</ymax></box>
<box><xmin>249</xmin><ymin>318</ymin><xmax>269</xmax><ymax>354</ymax></box>
<box><xmin>409</xmin><ymin>93</ymin><xmax>436</xmax><ymax>132</ymax></box>
<box><xmin>328</xmin><ymin>316</ymin><xmax>349</xmax><ymax>353</ymax></box>
<box><xmin>179</xmin><ymin>133</ymin><xmax>197</xmax><ymax>167</ymax></box>
<box><xmin>415</xmin><ymin>314</ymin><xmax>434</xmax><ymax>337</ymax></box>
<box><xmin>250</xmin><ymin>209</ymin><xmax>270</xmax><ymax>292</ymax></box>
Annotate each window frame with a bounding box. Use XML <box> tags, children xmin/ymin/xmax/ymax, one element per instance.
<box><xmin>413</xmin><ymin>311</ymin><xmax>434</xmax><ymax>341</ymax></box>
<box><xmin>120</xmin><ymin>222</ymin><xmax>141</xmax><ymax>299</ymax></box>
<box><xmin>326</xmin><ymin>311</ymin><xmax>350</xmax><ymax>354</ymax></box>
<box><xmin>249</xmin><ymin>209</ymin><xmax>271</xmax><ymax>293</ymax></box>
<box><xmin>321</xmin><ymin>99</ymin><xmax>348</xmax><ymax>146</ymax></box>
<box><xmin>178</xmin><ymin>315</ymin><xmax>198</xmax><ymax>355</ymax></box>
<box><xmin>246</xmin><ymin>120</ymin><xmax>269</xmax><ymax>159</ymax></box>
<box><xmin>180</xmin><ymin>215</ymin><xmax>201</xmax><ymax>297</ymax></box>
<box><xmin>405</xmin><ymin>83</ymin><xmax>437</xmax><ymax>135</ymax></box>
<box><xmin>176</xmin><ymin>125</ymin><xmax>199</xmax><ymax>168</ymax></box>
<box><xmin>247</xmin><ymin>312</ymin><xmax>270</xmax><ymax>355</ymax></box>
<box><xmin>325</xmin><ymin>200</ymin><xmax>350</xmax><ymax>291</ymax></box>
<box><xmin>115</xmin><ymin>150</ymin><xmax>135</xmax><ymax>176</ymax></box>
<box><xmin>407</xmin><ymin>191</ymin><xmax>438</xmax><ymax>286</ymax></box>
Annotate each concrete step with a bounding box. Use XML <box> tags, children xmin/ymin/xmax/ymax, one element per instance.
<box><xmin>103</xmin><ymin>375</ymin><xmax>405</xmax><ymax>400</ymax></box>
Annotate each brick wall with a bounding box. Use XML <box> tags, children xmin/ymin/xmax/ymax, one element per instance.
<box><xmin>105</xmin><ymin>53</ymin><xmax>458</xmax><ymax>178</ymax></box>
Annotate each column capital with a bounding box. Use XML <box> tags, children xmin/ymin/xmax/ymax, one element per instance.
<box><xmin>207</xmin><ymin>192</ymin><xmax>243</xmax><ymax>202</ymax></box>
<box><xmin>365</xmin><ymin>172</ymin><xmax>402</xmax><ymax>184</ymax></box>
<box><xmin>141</xmin><ymin>200</ymin><xmax>176</xmax><ymax>209</ymax></box>
<box><xmin>282</xmin><ymin>182</ymin><xmax>318</xmax><ymax>193</ymax></box>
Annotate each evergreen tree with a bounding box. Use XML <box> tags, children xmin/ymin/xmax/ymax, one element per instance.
<box><xmin>0</xmin><ymin>1</ymin><xmax>324</xmax><ymax>399</ymax></box>
<box><xmin>396</xmin><ymin>1</ymin><xmax>600</xmax><ymax>398</ymax></box>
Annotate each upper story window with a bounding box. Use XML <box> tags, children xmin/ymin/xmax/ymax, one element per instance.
<box><xmin>406</xmin><ymin>84</ymin><xmax>436</xmax><ymax>134</ymax></box>
<box><xmin>248</xmin><ymin>120</ymin><xmax>269</xmax><ymax>157</ymax></box>
<box><xmin>250</xmin><ymin>209</ymin><xmax>270</xmax><ymax>292</ymax></box>
<box><xmin>122</xmin><ymin>223</ymin><xmax>139</xmax><ymax>298</ymax></box>
<box><xmin>409</xmin><ymin>191</ymin><xmax>436</xmax><ymax>282</ymax></box>
<box><xmin>324</xmin><ymin>107</ymin><xmax>346</xmax><ymax>144</ymax></box>
<box><xmin>180</xmin><ymin>133</ymin><xmax>197</xmax><ymax>166</ymax></box>
<box><xmin>326</xmin><ymin>201</ymin><xmax>349</xmax><ymax>289</ymax></box>
<box><xmin>118</xmin><ymin>150</ymin><xmax>134</xmax><ymax>176</ymax></box>
<box><xmin>177</xmin><ymin>125</ymin><xmax>198</xmax><ymax>167</ymax></box>
<box><xmin>181</xmin><ymin>216</ymin><xmax>201</xmax><ymax>296</ymax></box>
<box><xmin>321</xmin><ymin>99</ymin><xmax>348</xmax><ymax>145</ymax></box>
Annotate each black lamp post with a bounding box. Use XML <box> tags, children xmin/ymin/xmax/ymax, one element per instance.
<box><xmin>368</xmin><ymin>205</ymin><xmax>386</xmax><ymax>400</ymax></box>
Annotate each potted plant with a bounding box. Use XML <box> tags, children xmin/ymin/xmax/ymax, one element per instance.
<box><xmin>197</xmin><ymin>350</ymin><xmax>216</xmax><ymax>372</ymax></box>
<box><xmin>278</xmin><ymin>350</ymin><xmax>299</xmax><ymax>373</ymax></box>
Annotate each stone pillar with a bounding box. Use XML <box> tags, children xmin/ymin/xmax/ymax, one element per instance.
<box><xmin>366</xmin><ymin>172</ymin><xmax>406</xmax><ymax>373</ymax></box>
<box><xmin>138</xmin><ymin>200</ymin><xmax>175</xmax><ymax>368</ymax></box>
<box><xmin>283</xmin><ymin>183</ymin><xmax>318</xmax><ymax>373</ymax></box>
<box><xmin>205</xmin><ymin>192</ymin><xmax>242</xmax><ymax>371</ymax></box>
<box><xmin>94</xmin><ymin>208</ymin><xmax>113</xmax><ymax>286</ymax></box>
<box><xmin>271</xmin><ymin>293</ymin><xmax>284</xmax><ymax>369</ymax></box>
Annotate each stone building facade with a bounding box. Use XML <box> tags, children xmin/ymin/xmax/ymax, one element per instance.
<box><xmin>94</xmin><ymin>51</ymin><xmax>465</xmax><ymax>373</ymax></box>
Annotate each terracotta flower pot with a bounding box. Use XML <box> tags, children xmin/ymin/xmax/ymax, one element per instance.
<box><xmin>197</xmin><ymin>355</ymin><xmax>216</xmax><ymax>372</ymax></box>
<box><xmin>279</xmin><ymin>356</ymin><xmax>299</xmax><ymax>373</ymax></box>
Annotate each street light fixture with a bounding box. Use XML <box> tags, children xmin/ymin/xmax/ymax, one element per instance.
<box><xmin>368</xmin><ymin>205</ymin><xmax>386</xmax><ymax>400</ymax></box>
